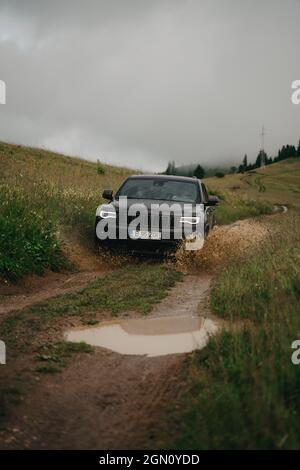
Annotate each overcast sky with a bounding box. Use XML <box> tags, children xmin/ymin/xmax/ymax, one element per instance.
<box><xmin>0</xmin><ymin>0</ymin><xmax>300</xmax><ymax>171</ymax></box>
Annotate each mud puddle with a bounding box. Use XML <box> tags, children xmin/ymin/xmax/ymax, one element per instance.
<box><xmin>64</xmin><ymin>315</ymin><xmax>218</xmax><ymax>357</ymax></box>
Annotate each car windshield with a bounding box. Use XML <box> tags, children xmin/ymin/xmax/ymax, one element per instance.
<box><xmin>116</xmin><ymin>178</ymin><xmax>199</xmax><ymax>203</ymax></box>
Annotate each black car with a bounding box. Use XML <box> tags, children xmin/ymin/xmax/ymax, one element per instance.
<box><xmin>95</xmin><ymin>175</ymin><xmax>218</xmax><ymax>255</ymax></box>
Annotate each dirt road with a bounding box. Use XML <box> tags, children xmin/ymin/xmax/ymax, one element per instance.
<box><xmin>0</xmin><ymin>217</ymin><xmax>273</xmax><ymax>449</ymax></box>
<box><xmin>0</xmin><ymin>271</ymin><xmax>107</xmax><ymax>317</ymax></box>
<box><xmin>0</xmin><ymin>274</ymin><xmax>212</xmax><ymax>449</ymax></box>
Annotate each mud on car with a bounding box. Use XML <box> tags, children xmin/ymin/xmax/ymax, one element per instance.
<box><xmin>95</xmin><ymin>175</ymin><xmax>218</xmax><ymax>255</ymax></box>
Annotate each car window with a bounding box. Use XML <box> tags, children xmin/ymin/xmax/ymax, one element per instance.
<box><xmin>116</xmin><ymin>178</ymin><xmax>199</xmax><ymax>203</ymax></box>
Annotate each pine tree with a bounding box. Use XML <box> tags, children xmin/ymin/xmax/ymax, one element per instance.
<box><xmin>165</xmin><ymin>161</ymin><xmax>171</xmax><ymax>175</ymax></box>
<box><xmin>165</xmin><ymin>160</ymin><xmax>176</xmax><ymax>175</ymax></box>
<box><xmin>193</xmin><ymin>165</ymin><xmax>205</xmax><ymax>179</ymax></box>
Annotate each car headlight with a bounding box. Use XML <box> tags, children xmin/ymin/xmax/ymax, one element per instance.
<box><xmin>98</xmin><ymin>209</ymin><xmax>116</xmax><ymax>219</ymax></box>
<box><xmin>180</xmin><ymin>216</ymin><xmax>200</xmax><ymax>224</ymax></box>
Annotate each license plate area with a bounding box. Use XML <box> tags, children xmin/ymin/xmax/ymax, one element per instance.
<box><xmin>129</xmin><ymin>230</ymin><xmax>161</xmax><ymax>240</ymax></box>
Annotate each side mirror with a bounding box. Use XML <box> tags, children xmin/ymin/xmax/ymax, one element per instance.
<box><xmin>102</xmin><ymin>189</ymin><xmax>113</xmax><ymax>201</ymax></box>
<box><xmin>207</xmin><ymin>195</ymin><xmax>219</xmax><ymax>206</ymax></box>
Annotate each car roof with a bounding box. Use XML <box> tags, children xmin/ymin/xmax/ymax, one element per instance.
<box><xmin>127</xmin><ymin>174</ymin><xmax>202</xmax><ymax>183</ymax></box>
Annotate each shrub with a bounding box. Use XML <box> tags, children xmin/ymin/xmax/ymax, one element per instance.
<box><xmin>208</xmin><ymin>188</ymin><xmax>226</xmax><ymax>201</ymax></box>
<box><xmin>0</xmin><ymin>186</ymin><xmax>66</xmax><ymax>281</ymax></box>
<box><xmin>97</xmin><ymin>160</ymin><xmax>105</xmax><ymax>175</ymax></box>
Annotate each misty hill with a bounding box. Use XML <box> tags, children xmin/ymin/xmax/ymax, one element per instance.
<box><xmin>172</xmin><ymin>163</ymin><xmax>232</xmax><ymax>177</ymax></box>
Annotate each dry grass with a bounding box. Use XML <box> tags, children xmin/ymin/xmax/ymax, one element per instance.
<box><xmin>173</xmin><ymin>213</ymin><xmax>300</xmax><ymax>450</ymax></box>
<box><xmin>206</xmin><ymin>159</ymin><xmax>300</xmax><ymax>222</ymax></box>
<box><xmin>0</xmin><ymin>141</ymin><xmax>137</xmax><ymax>280</ymax></box>
<box><xmin>0</xmin><ymin>141</ymin><xmax>135</xmax><ymax>193</ymax></box>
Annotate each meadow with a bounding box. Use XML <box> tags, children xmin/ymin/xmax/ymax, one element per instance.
<box><xmin>0</xmin><ymin>142</ymin><xmax>134</xmax><ymax>280</ymax></box>
<box><xmin>1</xmin><ymin>141</ymin><xmax>300</xmax><ymax>448</ymax></box>
<box><xmin>206</xmin><ymin>158</ymin><xmax>300</xmax><ymax>223</ymax></box>
<box><xmin>2</xmin><ymin>141</ymin><xmax>297</xmax><ymax>281</ymax></box>
<box><xmin>168</xmin><ymin>156</ymin><xmax>300</xmax><ymax>449</ymax></box>
<box><xmin>173</xmin><ymin>212</ymin><xmax>300</xmax><ymax>449</ymax></box>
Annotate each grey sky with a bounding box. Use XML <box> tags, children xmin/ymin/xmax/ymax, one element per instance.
<box><xmin>0</xmin><ymin>0</ymin><xmax>300</xmax><ymax>171</ymax></box>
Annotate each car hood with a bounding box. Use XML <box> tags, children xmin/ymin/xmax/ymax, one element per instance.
<box><xmin>96</xmin><ymin>199</ymin><xmax>203</xmax><ymax>218</ymax></box>
<box><xmin>115</xmin><ymin>198</ymin><xmax>198</xmax><ymax>210</ymax></box>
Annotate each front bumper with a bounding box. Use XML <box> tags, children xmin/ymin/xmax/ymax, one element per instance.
<box><xmin>95</xmin><ymin>216</ymin><xmax>187</xmax><ymax>255</ymax></box>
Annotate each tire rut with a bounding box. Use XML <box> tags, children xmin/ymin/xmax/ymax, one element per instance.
<box><xmin>0</xmin><ymin>274</ymin><xmax>212</xmax><ymax>450</ymax></box>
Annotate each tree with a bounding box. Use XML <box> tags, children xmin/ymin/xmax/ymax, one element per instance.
<box><xmin>266</xmin><ymin>156</ymin><xmax>273</xmax><ymax>165</ymax></box>
<box><xmin>275</xmin><ymin>144</ymin><xmax>297</xmax><ymax>162</ymax></box>
<box><xmin>165</xmin><ymin>160</ymin><xmax>176</xmax><ymax>175</ymax></box>
<box><xmin>193</xmin><ymin>165</ymin><xmax>205</xmax><ymax>179</ymax></box>
<box><xmin>165</xmin><ymin>161</ymin><xmax>172</xmax><ymax>175</ymax></box>
<box><xmin>238</xmin><ymin>154</ymin><xmax>248</xmax><ymax>173</ymax></box>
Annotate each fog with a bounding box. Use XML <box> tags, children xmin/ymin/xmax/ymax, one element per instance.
<box><xmin>0</xmin><ymin>0</ymin><xmax>300</xmax><ymax>171</ymax></box>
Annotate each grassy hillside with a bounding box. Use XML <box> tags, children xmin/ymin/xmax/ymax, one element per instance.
<box><xmin>0</xmin><ymin>142</ymin><xmax>135</xmax><ymax>280</ymax></box>
<box><xmin>1</xmin><ymin>142</ymin><xmax>300</xmax><ymax>449</ymax></box>
<box><xmin>171</xmin><ymin>161</ymin><xmax>300</xmax><ymax>449</ymax></box>
<box><xmin>174</xmin><ymin>211</ymin><xmax>300</xmax><ymax>449</ymax></box>
<box><xmin>0</xmin><ymin>141</ymin><xmax>134</xmax><ymax>192</ymax></box>
<box><xmin>1</xmin><ymin>140</ymin><xmax>299</xmax><ymax>281</ymax></box>
<box><xmin>205</xmin><ymin>158</ymin><xmax>300</xmax><ymax>224</ymax></box>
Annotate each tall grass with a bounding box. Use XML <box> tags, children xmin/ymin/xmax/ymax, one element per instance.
<box><xmin>215</xmin><ymin>197</ymin><xmax>273</xmax><ymax>225</ymax></box>
<box><xmin>174</xmin><ymin>213</ymin><xmax>300</xmax><ymax>449</ymax></box>
<box><xmin>0</xmin><ymin>142</ymin><xmax>135</xmax><ymax>281</ymax></box>
<box><xmin>0</xmin><ymin>186</ymin><xmax>66</xmax><ymax>281</ymax></box>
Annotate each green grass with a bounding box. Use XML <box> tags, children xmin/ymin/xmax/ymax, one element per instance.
<box><xmin>214</xmin><ymin>197</ymin><xmax>273</xmax><ymax>225</ymax></box>
<box><xmin>34</xmin><ymin>365</ymin><xmax>61</xmax><ymax>374</ymax></box>
<box><xmin>0</xmin><ymin>141</ymin><xmax>136</xmax><ymax>281</ymax></box>
<box><xmin>34</xmin><ymin>341</ymin><xmax>93</xmax><ymax>373</ymax></box>
<box><xmin>0</xmin><ymin>185</ymin><xmax>68</xmax><ymax>281</ymax></box>
<box><xmin>173</xmin><ymin>213</ymin><xmax>300</xmax><ymax>449</ymax></box>
<box><xmin>211</xmin><ymin>215</ymin><xmax>300</xmax><ymax>322</ymax></box>
<box><xmin>0</xmin><ymin>263</ymin><xmax>182</xmax><ymax>421</ymax></box>
<box><xmin>0</xmin><ymin>264</ymin><xmax>182</xmax><ymax>345</ymax></box>
<box><xmin>1</xmin><ymin>142</ymin><xmax>300</xmax><ymax>279</ymax></box>
<box><xmin>205</xmin><ymin>158</ymin><xmax>300</xmax><ymax>225</ymax></box>
<box><xmin>0</xmin><ymin>386</ymin><xmax>23</xmax><ymax>419</ymax></box>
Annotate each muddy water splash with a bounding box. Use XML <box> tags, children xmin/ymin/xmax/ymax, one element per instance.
<box><xmin>173</xmin><ymin>219</ymin><xmax>269</xmax><ymax>272</ymax></box>
<box><xmin>64</xmin><ymin>315</ymin><xmax>218</xmax><ymax>357</ymax></box>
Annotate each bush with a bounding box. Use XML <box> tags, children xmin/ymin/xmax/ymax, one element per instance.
<box><xmin>215</xmin><ymin>171</ymin><xmax>225</xmax><ymax>178</ymax></box>
<box><xmin>97</xmin><ymin>160</ymin><xmax>105</xmax><ymax>175</ymax></box>
<box><xmin>208</xmin><ymin>188</ymin><xmax>226</xmax><ymax>201</ymax></box>
<box><xmin>0</xmin><ymin>186</ymin><xmax>66</xmax><ymax>281</ymax></box>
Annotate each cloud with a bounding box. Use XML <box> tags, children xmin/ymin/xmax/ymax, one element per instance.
<box><xmin>0</xmin><ymin>0</ymin><xmax>300</xmax><ymax>171</ymax></box>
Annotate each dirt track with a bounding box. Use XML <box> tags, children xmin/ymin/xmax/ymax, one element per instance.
<box><xmin>0</xmin><ymin>271</ymin><xmax>108</xmax><ymax>317</ymax></box>
<box><xmin>0</xmin><ymin>274</ymin><xmax>211</xmax><ymax>449</ymax></box>
<box><xmin>0</xmin><ymin>217</ymin><xmax>274</xmax><ymax>449</ymax></box>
